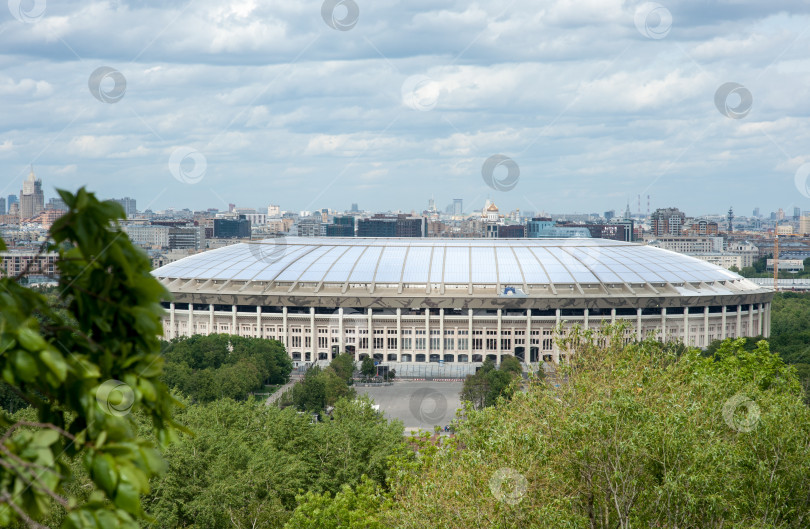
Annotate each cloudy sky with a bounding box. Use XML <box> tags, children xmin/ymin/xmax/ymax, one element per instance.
<box><xmin>2</xmin><ymin>0</ymin><xmax>810</xmax><ymax>217</ymax></box>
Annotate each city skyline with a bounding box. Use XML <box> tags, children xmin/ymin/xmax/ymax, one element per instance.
<box><xmin>3</xmin><ymin>2</ymin><xmax>810</xmax><ymax>214</ymax></box>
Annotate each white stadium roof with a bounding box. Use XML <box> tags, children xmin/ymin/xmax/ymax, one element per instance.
<box><xmin>153</xmin><ymin>237</ymin><xmax>747</xmax><ymax>289</ymax></box>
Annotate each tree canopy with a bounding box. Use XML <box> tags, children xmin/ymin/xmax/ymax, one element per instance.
<box><xmin>382</xmin><ymin>326</ymin><xmax>810</xmax><ymax>528</ymax></box>
<box><xmin>161</xmin><ymin>334</ymin><xmax>292</xmax><ymax>402</ymax></box>
<box><xmin>0</xmin><ymin>188</ymin><xmax>180</xmax><ymax>527</ymax></box>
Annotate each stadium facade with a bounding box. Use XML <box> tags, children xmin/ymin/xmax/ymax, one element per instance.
<box><xmin>153</xmin><ymin>238</ymin><xmax>774</xmax><ymax>364</ymax></box>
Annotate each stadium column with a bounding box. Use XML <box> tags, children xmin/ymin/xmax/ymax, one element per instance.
<box><xmin>611</xmin><ymin>308</ymin><xmax>616</xmax><ymax>326</ymax></box>
<box><xmin>425</xmin><ymin>308</ymin><xmax>430</xmax><ymax>358</ymax></box>
<box><xmin>439</xmin><ymin>308</ymin><xmax>445</xmax><ymax>358</ymax></box>
<box><xmin>467</xmin><ymin>309</ymin><xmax>473</xmax><ymax>359</ymax></box>
<box><xmin>525</xmin><ymin>309</ymin><xmax>532</xmax><ymax>365</ymax></box>
<box><xmin>188</xmin><ymin>304</ymin><xmax>193</xmax><ymax>337</ymax></box>
<box><xmin>256</xmin><ymin>306</ymin><xmax>262</xmax><ymax>338</ymax></box>
<box><xmin>757</xmin><ymin>303</ymin><xmax>763</xmax><ymax>336</ymax></box>
<box><xmin>209</xmin><ymin>304</ymin><xmax>214</xmax><ymax>336</ymax></box>
<box><xmin>636</xmin><ymin>308</ymin><xmax>642</xmax><ymax>341</ymax></box>
<box><xmin>748</xmin><ymin>304</ymin><xmax>753</xmax><ymax>337</ymax></box>
<box><xmin>496</xmin><ymin>309</ymin><xmax>502</xmax><ymax>363</ymax></box>
<box><xmin>169</xmin><ymin>302</ymin><xmax>175</xmax><ymax>339</ymax></box>
<box><xmin>683</xmin><ymin>308</ymin><xmax>689</xmax><ymax>346</ymax></box>
<box><xmin>282</xmin><ymin>306</ymin><xmax>288</xmax><ymax>350</ymax></box>
<box><xmin>660</xmin><ymin>307</ymin><xmax>666</xmax><ymax>340</ymax></box>
<box><xmin>368</xmin><ymin>308</ymin><xmax>374</xmax><ymax>357</ymax></box>
<box><xmin>396</xmin><ymin>308</ymin><xmax>402</xmax><ymax>361</ymax></box>
<box><xmin>310</xmin><ymin>307</ymin><xmax>316</xmax><ymax>361</ymax></box>
<box><xmin>704</xmin><ymin>306</ymin><xmax>710</xmax><ymax>347</ymax></box>
<box><xmin>338</xmin><ymin>307</ymin><xmax>344</xmax><ymax>353</ymax></box>
<box><xmin>583</xmin><ymin>308</ymin><xmax>589</xmax><ymax>331</ymax></box>
<box><xmin>721</xmin><ymin>305</ymin><xmax>727</xmax><ymax>340</ymax></box>
<box><xmin>231</xmin><ymin>305</ymin><xmax>237</xmax><ymax>335</ymax></box>
<box><xmin>736</xmin><ymin>305</ymin><xmax>742</xmax><ymax>339</ymax></box>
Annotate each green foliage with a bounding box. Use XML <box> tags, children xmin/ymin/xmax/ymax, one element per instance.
<box><xmin>360</xmin><ymin>357</ymin><xmax>375</xmax><ymax>378</ymax></box>
<box><xmin>161</xmin><ymin>334</ymin><xmax>292</xmax><ymax>402</ymax></box>
<box><xmin>0</xmin><ymin>188</ymin><xmax>179</xmax><ymax>527</ymax></box>
<box><xmin>144</xmin><ymin>396</ymin><xmax>407</xmax><ymax>529</ymax></box>
<box><xmin>460</xmin><ymin>356</ymin><xmax>523</xmax><ymax>409</ymax></box>
<box><xmin>384</xmin><ymin>325</ymin><xmax>810</xmax><ymax>528</ymax></box>
<box><xmin>288</xmin><ymin>366</ymin><xmax>356</xmax><ymax>413</ymax></box>
<box><xmin>330</xmin><ymin>353</ymin><xmax>356</xmax><ymax>385</ymax></box>
<box><xmin>284</xmin><ymin>476</ymin><xmax>387</xmax><ymax>529</ymax></box>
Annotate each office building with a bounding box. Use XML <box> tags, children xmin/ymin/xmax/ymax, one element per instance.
<box><xmin>19</xmin><ymin>168</ymin><xmax>44</xmax><ymax>220</ymax></box>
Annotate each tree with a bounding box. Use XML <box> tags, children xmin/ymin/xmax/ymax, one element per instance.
<box><xmin>460</xmin><ymin>357</ymin><xmax>522</xmax><ymax>410</ymax></box>
<box><xmin>284</xmin><ymin>476</ymin><xmax>387</xmax><ymax>529</ymax></box>
<box><xmin>360</xmin><ymin>357</ymin><xmax>375</xmax><ymax>378</ymax></box>
<box><xmin>329</xmin><ymin>354</ymin><xmax>355</xmax><ymax>385</ymax></box>
<box><xmin>384</xmin><ymin>325</ymin><xmax>810</xmax><ymax>528</ymax></box>
<box><xmin>0</xmin><ymin>189</ymin><xmax>180</xmax><ymax>527</ymax></box>
<box><xmin>144</xmin><ymin>397</ymin><xmax>407</xmax><ymax>529</ymax></box>
<box><xmin>160</xmin><ymin>335</ymin><xmax>293</xmax><ymax>402</ymax></box>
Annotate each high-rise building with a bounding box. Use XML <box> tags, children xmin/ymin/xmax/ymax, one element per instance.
<box><xmin>799</xmin><ymin>215</ymin><xmax>810</xmax><ymax>236</ymax></box>
<box><xmin>350</xmin><ymin>203</ymin><xmax>359</xmax><ymax>213</ymax></box>
<box><xmin>326</xmin><ymin>216</ymin><xmax>355</xmax><ymax>237</ymax></box>
<box><xmin>753</xmin><ymin>207</ymin><xmax>760</xmax><ymax>217</ymax></box>
<box><xmin>604</xmin><ymin>210</ymin><xmax>616</xmax><ymax>220</ymax></box>
<box><xmin>19</xmin><ymin>167</ymin><xmax>44</xmax><ymax>220</ymax></box>
<box><xmin>297</xmin><ymin>217</ymin><xmax>325</xmax><ymax>237</ymax></box>
<box><xmin>113</xmin><ymin>197</ymin><xmax>137</xmax><ymax>218</ymax></box>
<box><xmin>47</xmin><ymin>197</ymin><xmax>67</xmax><ymax>211</ymax></box>
<box><xmin>650</xmin><ymin>207</ymin><xmax>686</xmax><ymax>236</ymax></box>
<box><xmin>357</xmin><ymin>215</ymin><xmax>426</xmax><ymax>237</ymax></box>
<box><xmin>793</xmin><ymin>206</ymin><xmax>801</xmax><ymax>221</ymax></box>
<box><xmin>453</xmin><ymin>198</ymin><xmax>463</xmax><ymax>216</ymax></box>
<box><xmin>0</xmin><ymin>197</ymin><xmax>5</xmax><ymax>215</ymax></box>
<box><xmin>267</xmin><ymin>205</ymin><xmax>281</xmax><ymax>217</ymax></box>
<box><xmin>7</xmin><ymin>195</ymin><xmax>17</xmax><ymax>208</ymax></box>
<box><xmin>428</xmin><ymin>197</ymin><xmax>436</xmax><ymax>212</ymax></box>
<box><xmin>213</xmin><ymin>217</ymin><xmax>251</xmax><ymax>238</ymax></box>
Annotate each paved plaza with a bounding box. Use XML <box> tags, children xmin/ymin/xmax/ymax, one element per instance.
<box><xmin>356</xmin><ymin>380</ymin><xmax>464</xmax><ymax>431</ymax></box>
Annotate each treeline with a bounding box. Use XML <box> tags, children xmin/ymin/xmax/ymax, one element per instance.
<box><xmin>708</xmin><ymin>291</ymin><xmax>810</xmax><ymax>396</ymax></box>
<box><xmin>143</xmin><ymin>397</ymin><xmax>407</xmax><ymax>529</ymax></box>
<box><xmin>460</xmin><ymin>355</ymin><xmax>528</xmax><ymax>409</ymax></box>
<box><xmin>291</xmin><ymin>327</ymin><xmax>810</xmax><ymax>528</ymax></box>
<box><xmin>280</xmin><ymin>353</ymin><xmax>356</xmax><ymax>413</ymax></box>
<box><xmin>733</xmin><ymin>255</ymin><xmax>810</xmax><ymax>278</ymax></box>
<box><xmin>161</xmin><ymin>334</ymin><xmax>293</xmax><ymax>402</ymax></box>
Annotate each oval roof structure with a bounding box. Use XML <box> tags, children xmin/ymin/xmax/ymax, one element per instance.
<box><xmin>153</xmin><ymin>237</ymin><xmax>748</xmax><ymax>289</ymax></box>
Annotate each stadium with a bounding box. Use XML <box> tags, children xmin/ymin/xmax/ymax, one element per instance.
<box><xmin>153</xmin><ymin>237</ymin><xmax>774</xmax><ymax>364</ymax></box>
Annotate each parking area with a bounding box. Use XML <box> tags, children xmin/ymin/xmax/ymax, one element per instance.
<box><xmin>356</xmin><ymin>380</ymin><xmax>464</xmax><ymax>431</ymax></box>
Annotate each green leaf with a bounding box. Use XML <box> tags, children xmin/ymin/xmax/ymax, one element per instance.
<box><xmin>39</xmin><ymin>349</ymin><xmax>68</xmax><ymax>382</ymax></box>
